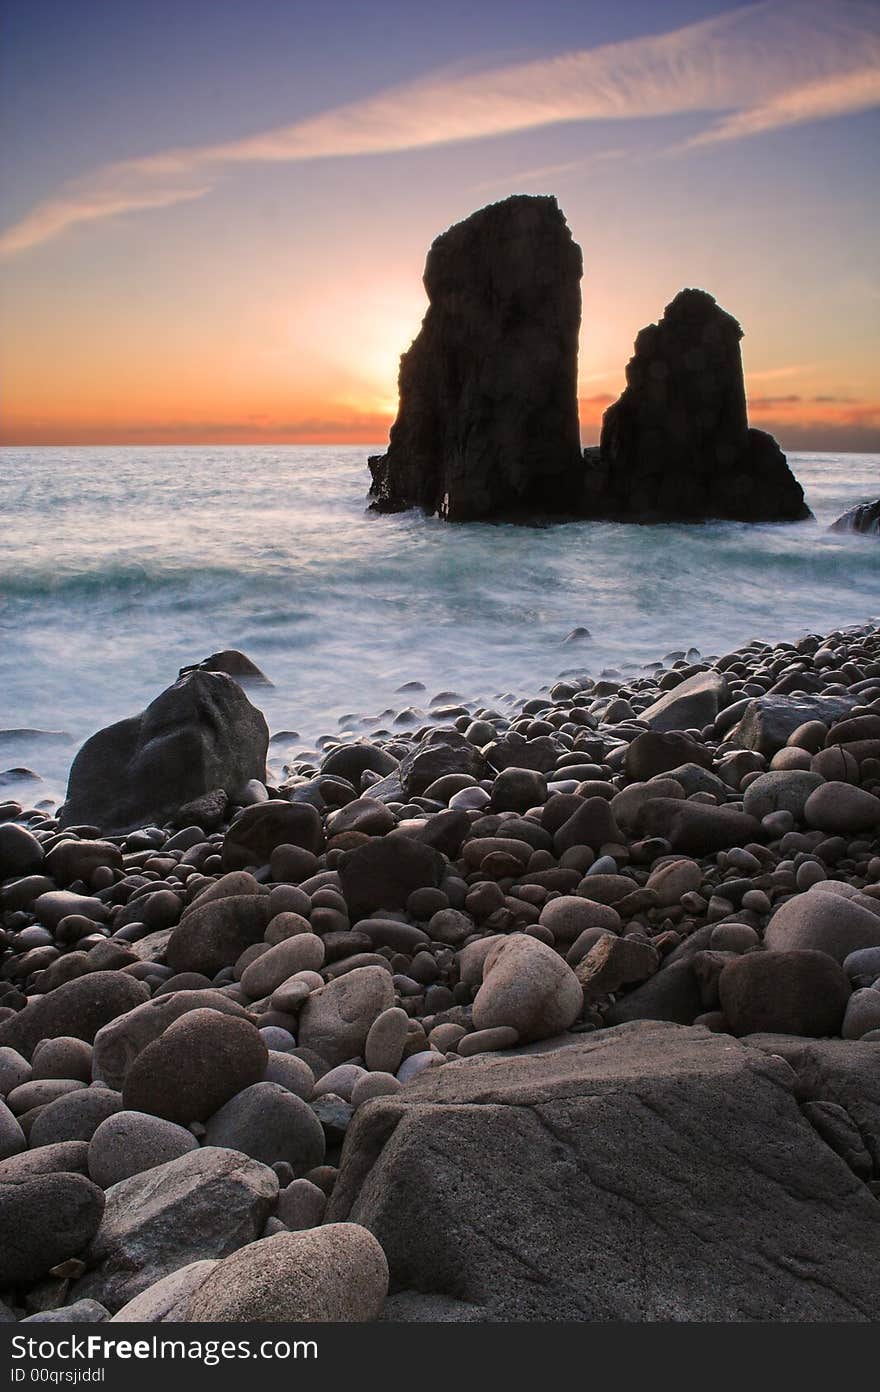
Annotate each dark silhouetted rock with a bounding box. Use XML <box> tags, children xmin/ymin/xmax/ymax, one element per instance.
<box><xmin>603</xmin><ymin>959</ymin><xmax>704</xmax><ymax>1026</ymax></box>
<box><xmin>830</xmin><ymin>500</ymin><xmax>880</xmax><ymax>536</ymax></box>
<box><xmin>553</xmin><ymin>797</ymin><xmax>622</xmax><ymax>853</ymax></box>
<box><xmin>0</xmin><ymin>823</ymin><xmax>44</xmax><ymax>878</ymax></box>
<box><xmin>60</xmin><ymin>672</ymin><xmax>269</xmax><ymax>834</ymax></box>
<box><xmin>484</xmin><ymin>735</ymin><xmax>559</xmax><ymax>773</ymax></box>
<box><xmin>584</xmin><ymin>289</ymin><xmax>811</xmax><ymax>523</ymax></box>
<box><xmin>320</xmin><ymin>744</ymin><xmax>399</xmax><ymax>783</ymax></box>
<box><xmin>170</xmin><ymin>788</ymin><xmax>229</xmax><ymax>831</ymax></box>
<box><xmin>624</xmin><ymin>730</ymin><xmax>713</xmax><ymax>781</ymax></box>
<box><xmin>635</xmin><ymin>798</ymin><xmax>761</xmax><ymax>855</ymax></box>
<box><xmin>368</xmin><ymin>195</ymin><xmax>583</xmax><ymax>521</ymax></box>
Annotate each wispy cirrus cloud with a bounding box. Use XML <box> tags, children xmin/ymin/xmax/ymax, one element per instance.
<box><xmin>688</xmin><ymin>61</ymin><xmax>880</xmax><ymax>146</ymax></box>
<box><xmin>0</xmin><ymin>179</ymin><xmax>213</xmax><ymax>258</ymax></box>
<box><xmin>2</xmin><ymin>0</ymin><xmax>879</xmax><ymax>258</ymax></box>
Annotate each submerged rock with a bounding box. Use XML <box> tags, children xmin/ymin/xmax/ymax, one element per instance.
<box><xmin>179</xmin><ymin>650</ymin><xmax>273</xmax><ymax>685</ymax></box>
<box><xmin>830</xmin><ymin>499</ymin><xmax>880</xmax><ymax>536</ymax></box>
<box><xmin>60</xmin><ymin>671</ymin><xmax>269</xmax><ymax>834</ymax></box>
<box><xmin>584</xmin><ymin>289</ymin><xmax>811</xmax><ymax>523</ymax></box>
<box><xmin>368</xmin><ymin>195</ymin><xmax>583</xmax><ymax>521</ymax></box>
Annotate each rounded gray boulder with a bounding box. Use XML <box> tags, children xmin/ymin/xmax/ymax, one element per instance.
<box><xmin>186</xmin><ymin>1224</ymin><xmax>388</xmax><ymax>1322</ymax></box>
<box><xmin>765</xmin><ymin>888</ymin><xmax>880</xmax><ymax>963</ymax></box>
<box><xmin>203</xmin><ymin>1081</ymin><xmax>325</xmax><ymax>1175</ymax></box>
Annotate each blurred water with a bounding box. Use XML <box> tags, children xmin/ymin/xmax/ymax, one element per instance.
<box><xmin>1</xmin><ymin>446</ymin><xmax>878</xmax><ymax>803</ymax></box>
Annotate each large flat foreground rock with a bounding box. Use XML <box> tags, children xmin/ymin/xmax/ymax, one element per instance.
<box><xmin>327</xmin><ymin>1022</ymin><xmax>880</xmax><ymax>1321</ymax></box>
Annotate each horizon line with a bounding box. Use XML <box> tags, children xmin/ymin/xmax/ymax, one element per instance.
<box><xmin>2</xmin><ymin>437</ymin><xmax>878</xmax><ymax>453</ymax></box>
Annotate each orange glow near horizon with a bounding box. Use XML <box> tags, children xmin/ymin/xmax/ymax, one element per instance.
<box><xmin>2</xmin><ymin>192</ymin><xmax>878</xmax><ymax>453</ymax></box>
<box><xmin>3</xmin><ymin>254</ymin><xmax>878</xmax><ymax>451</ymax></box>
<box><xmin>2</xmin><ymin>383</ymin><xmax>878</xmax><ymax>450</ymax></box>
<box><xmin>3</xmin><ymin>165</ymin><xmax>877</xmax><ymax>454</ymax></box>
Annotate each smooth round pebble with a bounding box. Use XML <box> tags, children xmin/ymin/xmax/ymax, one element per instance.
<box><xmin>364</xmin><ymin>1007</ymin><xmax>410</xmax><ymax>1074</ymax></box>
<box><xmin>841</xmin><ymin>988</ymin><xmax>880</xmax><ymax>1040</ymax></box>
<box><xmin>122</xmin><ymin>1009</ymin><xmax>268</xmax><ymax>1124</ymax></box>
<box><xmin>263</xmin><ymin>1051</ymin><xmax>315</xmax><ymax>1099</ymax></box>
<box><xmin>709</xmin><ymin>923</ymin><xmax>760</xmax><ymax>953</ymax></box>
<box><xmin>28</xmin><ymin>1086</ymin><xmax>124</xmax><ymax>1148</ymax></box>
<box><xmin>88</xmin><ymin>1110</ymin><xmax>199</xmax><ymax>1187</ymax></box>
<box><xmin>312</xmin><ymin>1064</ymin><xmax>366</xmax><ymax>1102</ymax></box>
<box><xmin>397</xmin><ymin>1051</ymin><xmax>445</xmax><ymax>1084</ymax></box>
<box><xmin>241</xmin><ymin>935</ymin><xmax>325</xmax><ymax>998</ymax></box>
<box><xmin>457</xmin><ymin>1026</ymin><xmax>519</xmax><ymax>1056</ymax></box>
<box><xmin>276</xmin><ymin>1178</ymin><xmax>327</xmax><ymax>1230</ymax></box>
<box><xmin>204</xmin><ymin>1081</ymin><xmax>325</xmax><ymax>1175</ymax></box>
<box><xmin>350</xmin><ymin>1072</ymin><xmax>402</xmax><ymax>1107</ymax></box>
<box><xmin>31</xmin><ymin>1038</ymin><xmax>93</xmax><ymax>1083</ymax></box>
<box><xmin>259</xmin><ymin>1026</ymin><xmax>298</xmax><ymax>1052</ymax></box>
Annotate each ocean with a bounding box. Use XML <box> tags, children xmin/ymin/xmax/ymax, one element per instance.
<box><xmin>1</xmin><ymin>446</ymin><xmax>878</xmax><ymax>807</ymax></box>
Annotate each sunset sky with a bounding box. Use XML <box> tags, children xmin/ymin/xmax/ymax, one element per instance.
<box><xmin>1</xmin><ymin>0</ymin><xmax>878</xmax><ymax>450</ymax></box>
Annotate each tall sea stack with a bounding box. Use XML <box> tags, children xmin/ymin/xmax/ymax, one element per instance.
<box><xmin>584</xmin><ymin>288</ymin><xmax>812</xmax><ymax>522</ymax></box>
<box><xmin>368</xmin><ymin>195</ymin><xmax>584</xmax><ymax>521</ymax></box>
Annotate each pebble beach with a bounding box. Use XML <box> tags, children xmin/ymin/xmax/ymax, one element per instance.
<box><xmin>2</xmin><ymin>614</ymin><xmax>880</xmax><ymax>1321</ymax></box>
